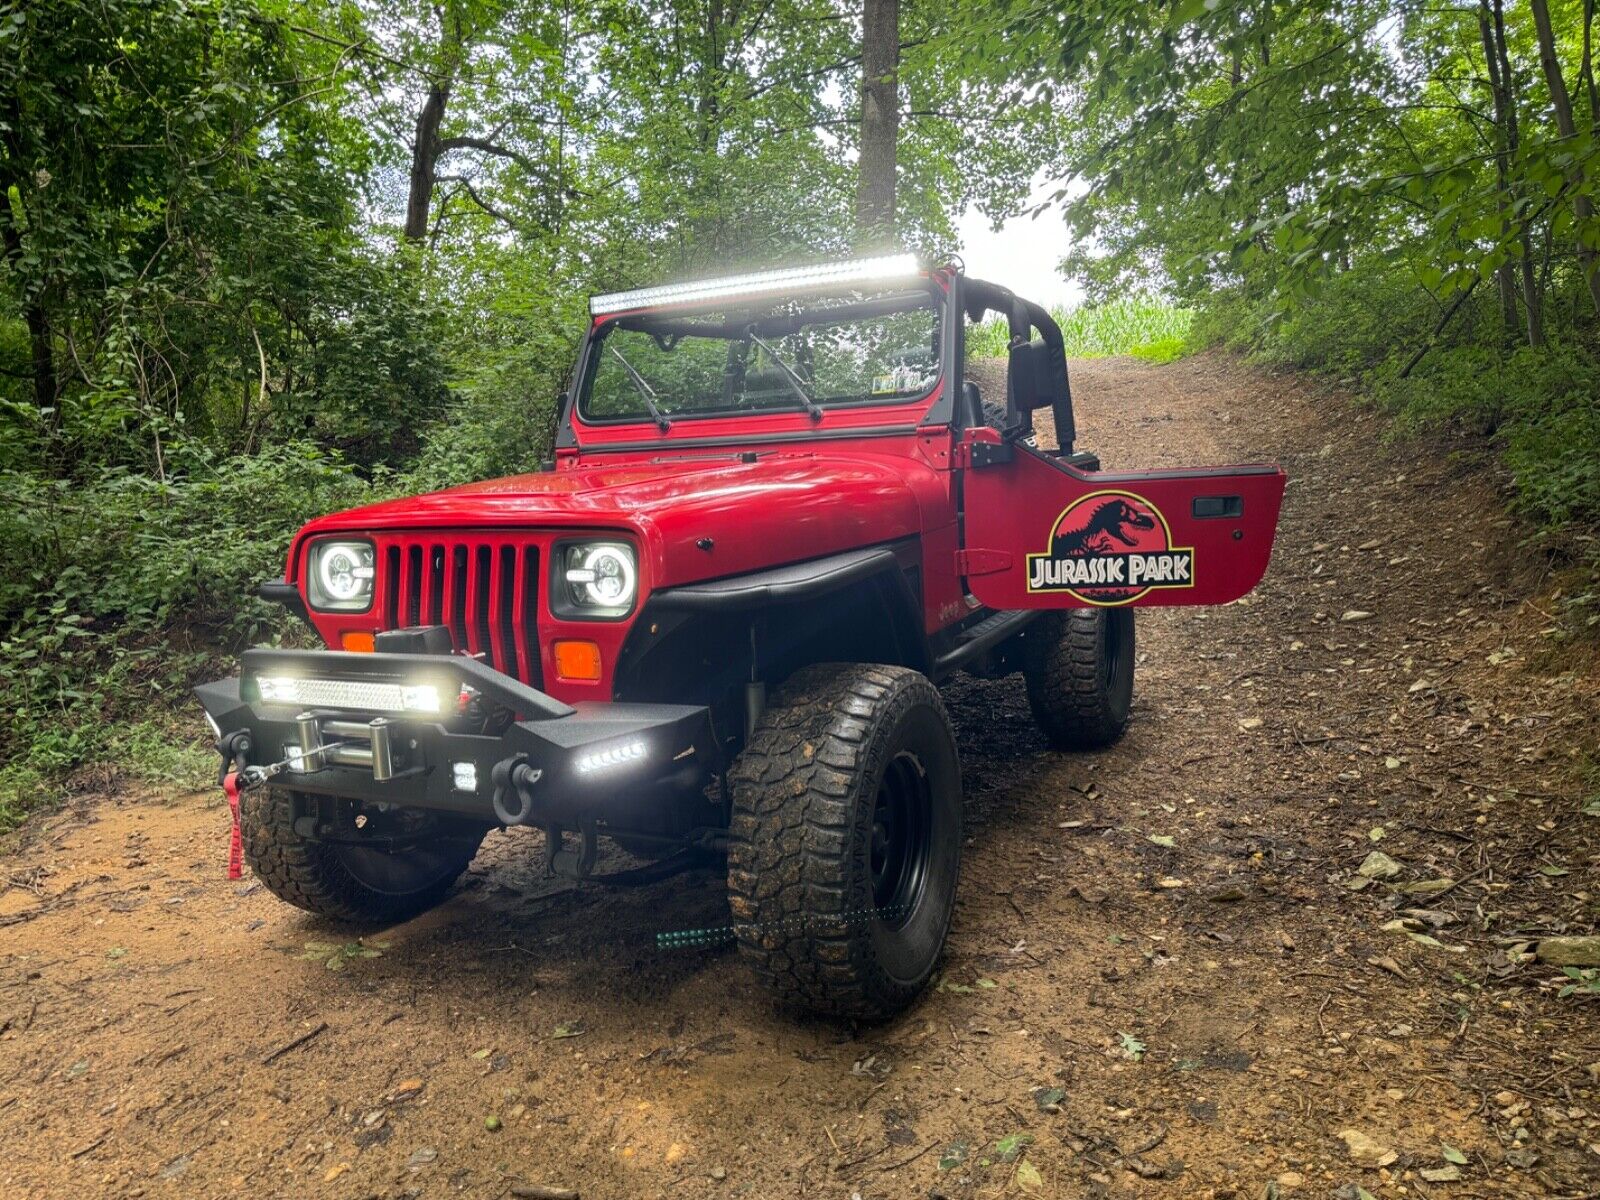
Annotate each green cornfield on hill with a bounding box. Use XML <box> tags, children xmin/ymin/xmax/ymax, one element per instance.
<box><xmin>966</xmin><ymin>296</ymin><xmax>1193</xmax><ymax>361</ymax></box>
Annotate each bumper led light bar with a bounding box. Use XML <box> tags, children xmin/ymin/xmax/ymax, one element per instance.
<box><xmin>253</xmin><ymin>676</ymin><xmax>442</xmax><ymax>714</ymax></box>
<box><xmin>574</xmin><ymin>739</ymin><xmax>647</xmax><ymax>775</ymax></box>
<box><xmin>588</xmin><ymin>254</ymin><xmax>921</xmax><ymax>316</ymax></box>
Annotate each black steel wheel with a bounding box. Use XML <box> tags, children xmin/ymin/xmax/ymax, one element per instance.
<box><xmin>869</xmin><ymin>752</ymin><xmax>934</xmax><ymax>932</ymax></box>
<box><xmin>241</xmin><ymin>791</ymin><xmax>485</xmax><ymax>925</ymax></box>
<box><xmin>727</xmin><ymin>663</ymin><xmax>962</xmax><ymax>1021</ymax></box>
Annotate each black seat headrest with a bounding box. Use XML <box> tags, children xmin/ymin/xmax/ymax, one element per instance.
<box><xmin>1007</xmin><ymin>339</ymin><xmax>1068</xmax><ymax>412</ymax></box>
<box><xmin>1006</xmin><ymin>337</ymin><xmax>1075</xmax><ymax>451</ymax></box>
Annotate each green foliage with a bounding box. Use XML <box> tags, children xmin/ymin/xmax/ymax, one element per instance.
<box><xmin>1193</xmin><ymin>270</ymin><xmax>1600</xmax><ymax>539</ymax></box>
<box><xmin>1054</xmin><ymin>299</ymin><xmax>1194</xmax><ymax>359</ymax></box>
<box><xmin>407</xmin><ymin>252</ymin><xmax>584</xmax><ymax>491</ymax></box>
<box><xmin>952</xmin><ymin>1</ymin><xmax>1599</xmax><ymax>327</ymax></box>
<box><xmin>0</xmin><ymin>715</ymin><xmax>221</xmax><ymax>826</ymax></box>
<box><xmin>108</xmin><ymin>721</ymin><xmax>220</xmax><ymax>791</ymax></box>
<box><xmin>1558</xmin><ymin>968</ymin><xmax>1600</xmax><ymax>999</ymax></box>
<box><xmin>944</xmin><ymin>1</ymin><xmax>1600</xmax><ymax>557</ymax></box>
<box><xmin>1492</xmin><ymin>361</ymin><xmax>1600</xmax><ymax>534</ymax></box>
<box><xmin>0</xmin><ymin>0</ymin><xmax>451</xmax><ymax>473</ymax></box>
<box><xmin>0</xmin><ymin>445</ymin><xmax>380</xmax><ymax>826</ymax></box>
<box><xmin>1376</xmin><ymin>341</ymin><xmax>1600</xmax><ymax>534</ymax></box>
<box><xmin>1129</xmin><ymin>336</ymin><xmax>1187</xmax><ymax>364</ymax></box>
<box><xmin>0</xmin><ymin>761</ymin><xmax>48</xmax><ymax>833</ymax></box>
<box><xmin>967</xmin><ymin>297</ymin><xmax>1193</xmax><ymax>360</ymax></box>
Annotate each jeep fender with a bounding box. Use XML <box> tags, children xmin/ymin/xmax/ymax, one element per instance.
<box><xmin>612</xmin><ymin>542</ymin><xmax>929</xmax><ymax>716</ymax></box>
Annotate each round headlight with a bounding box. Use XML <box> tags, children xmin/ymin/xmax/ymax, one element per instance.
<box><xmin>307</xmin><ymin>540</ymin><xmax>375</xmax><ymax>611</ymax></box>
<box><xmin>559</xmin><ymin>541</ymin><xmax>638</xmax><ymax>616</ymax></box>
<box><xmin>581</xmin><ymin>545</ymin><xmax>636</xmax><ymax>608</ymax></box>
<box><xmin>319</xmin><ymin>546</ymin><xmax>364</xmax><ymax>601</ymax></box>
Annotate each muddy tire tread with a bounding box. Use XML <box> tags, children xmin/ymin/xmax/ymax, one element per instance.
<box><xmin>726</xmin><ymin>663</ymin><xmax>953</xmax><ymax>1021</ymax></box>
<box><xmin>240</xmin><ymin>789</ymin><xmax>474</xmax><ymax>925</ymax></box>
<box><xmin>1023</xmin><ymin>609</ymin><xmax>1133</xmax><ymax>750</ymax></box>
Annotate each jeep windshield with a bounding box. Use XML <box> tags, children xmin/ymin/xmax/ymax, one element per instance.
<box><xmin>579</xmin><ymin>288</ymin><xmax>942</xmax><ymax>425</ymax></box>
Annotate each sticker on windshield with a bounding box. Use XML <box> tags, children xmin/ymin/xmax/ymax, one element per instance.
<box><xmin>1026</xmin><ymin>490</ymin><xmax>1194</xmax><ymax>605</ymax></box>
<box><xmin>871</xmin><ymin>363</ymin><xmax>930</xmax><ymax>396</ymax></box>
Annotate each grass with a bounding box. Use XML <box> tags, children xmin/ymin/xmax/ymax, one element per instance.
<box><xmin>967</xmin><ymin>295</ymin><xmax>1194</xmax><ymax>361</ymax></box>
<box><xmin>1128</xmin><ymin>335</ymin><xmax>1188</xmax><ymax>364</ymax></box>
<box><xmin>0</xmin><ymin>762</ymin><xmax>50</xmax><ymax>833</ymax></box>
<box><xmin>0</xmin><ymin>718</ymin><xmax>215</xmax><ymax>834</ymax></box>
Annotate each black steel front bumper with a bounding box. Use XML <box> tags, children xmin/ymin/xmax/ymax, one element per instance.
<box><xmin>195</xmin><ymin>649</ymin><xmax>714</xmax><ymax>828</ymax></box>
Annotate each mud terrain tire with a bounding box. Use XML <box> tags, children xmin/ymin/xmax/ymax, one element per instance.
<box><xmin>727</xmin><ymin>664</ymin><xmax>961</xmax><ymax>1021</ymax></box>
<box><xmin>1023</xmin><ymin>608</ymin><xmax>1135</xmax><ymax>750</ymax></box>
<box><xmin>241</xmin><ymin>790</ymin><xmax>483</xmax><ymax>924</ymax></box>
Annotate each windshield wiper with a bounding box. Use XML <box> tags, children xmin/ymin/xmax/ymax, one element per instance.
<box><xmin>608</xmin><ymin>345</ymin><xmax>671</xmax><ymax>432</ymax></box>
<box><xmin>744</xmin><ymin>328</ymin><xmax>823</xmax><ymax>422</ymax></box>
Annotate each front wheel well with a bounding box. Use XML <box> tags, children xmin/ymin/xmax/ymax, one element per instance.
<box><xmin>614</xmin><ymin>565</ymin><xmax>930</xmax><ymax>758</ymax></box>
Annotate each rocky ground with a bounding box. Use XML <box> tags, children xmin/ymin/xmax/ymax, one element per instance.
<box><xmin>2</xmin><ymin>353</ymin><xmax>1597</xmax><ymax>1200</ymax></box>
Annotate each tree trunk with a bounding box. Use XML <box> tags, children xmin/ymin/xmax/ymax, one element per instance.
<box><xmin>1478</xmin><ymin>3</ymin><xmax>1524</xmax><ymax>339</ymax></box>
<box><xmin>1491</xmin><ymin>0</ymin><xmax>1545</xmax><ymax>346</ymax></box>
<box><xmin>1584</xmin><ymin>0</ymin><xmax>1598</xmax><ymax>128</ymax></box>
<box><xmin>856</xmin><ymin>0</ymin><xmax>899</xmax><ymax>250</ymax></box>
<box><xmin>0</xmin><ymin>195</ymin><xmax>56</xmax><ymax>422</ymax></box>
<box><xmin>1530</xmin><ymin>0</ymin><xmax>1600</xmax><ymax>313</ymax></box>
<box><xmin>24</xmin><ymin>302</ymin><xmax>55</xmax><ymax>423</ymax></box>
<box><xmin>404</xmin><ymin>83</ymin><xmax>451</xmax><ymax>242</ymax></box>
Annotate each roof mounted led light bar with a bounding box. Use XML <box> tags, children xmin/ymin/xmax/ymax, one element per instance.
<box><xmin>588</xmin><ymin>253</ymin><xmax>922</xmax><ymax>316</ymax></box>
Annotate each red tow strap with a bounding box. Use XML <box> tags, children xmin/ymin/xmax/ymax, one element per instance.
<box><xmin>223</xmin><ymin>770</ymin><xmax>244</xmax><ymax>881</ymax></box>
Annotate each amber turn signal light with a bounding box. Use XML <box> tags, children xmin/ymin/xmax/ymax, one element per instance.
<box><xmin>552</xmin><ymin>639</ymin><xmax>603</xmax><ymax>682</ymax></box>
<box><xmin>340</xmin><ymin>631</ymin><xmax>376</xmax><ymax>653</ymax></box>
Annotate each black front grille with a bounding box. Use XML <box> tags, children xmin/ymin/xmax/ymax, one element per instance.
<box><xmin>378</xmin><ymin>535</ymin><xmax>542</xmax><ymax>686</ymax></box>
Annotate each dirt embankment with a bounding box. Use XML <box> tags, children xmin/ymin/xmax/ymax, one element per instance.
<box><xmin>2</xmin><ymin>353</ymin><xmax>1597</xmax><ymax>1200</ymax></box>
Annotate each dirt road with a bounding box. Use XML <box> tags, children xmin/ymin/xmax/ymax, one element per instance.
<box><xmin>3</xmin><ymin>354</ymin><xmax>1597</xmax><ymax>1200</ymax></box>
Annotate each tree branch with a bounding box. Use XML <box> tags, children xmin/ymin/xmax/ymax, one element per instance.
<box><xmin>435</xmin><ymin>174</ymin><xmax>525</xmax><ymax>229</ymax></box>
<box><xmin>271</xmin><ymin>19</ymin><xmax>444</xmax><ymax>84</ymax></box>
<box><xmin>436</xmin><ymin>136</ymin><xmax>550</xmax><ymax>178</ymax></box>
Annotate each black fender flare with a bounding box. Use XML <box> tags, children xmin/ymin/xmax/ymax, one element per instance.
<box><xmin>648</xmin><ymin>545</ymin><xmax>906</xmax><ymax>613</ymax></box>
<box><xmin>614</xmin><ymin>542</ymin><xmax>930</xmax><ymax>703</ymax></box>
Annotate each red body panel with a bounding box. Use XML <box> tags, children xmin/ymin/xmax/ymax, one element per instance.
<box><xmin>292</xmin><ymin>439</ymin><xmax>958</xmax><ymax>702</ymax></box>
<box><xmin>958</xmin><ymin>430</ymin><xmax>1286</xmax><ymax>611</ymax></box>
<box><xmin>293</xmin><ymin>444</ymin><xmax>944</xmax><ymax>590</ymax></box>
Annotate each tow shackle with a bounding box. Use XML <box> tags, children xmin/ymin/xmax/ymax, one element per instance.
<box><xmin>215</xmin><ymin>730</ymin><xmax>253</xmax><ymax>786</ymax></box>
<box><xmin>490</xmin><ymin>756</ymin><xmax>544</xmax><ymax>826</ymax></box>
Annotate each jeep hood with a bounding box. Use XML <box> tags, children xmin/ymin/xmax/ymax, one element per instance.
<box><xmin>292</xmin><ymin>452</ymin><xmax>941</xmax><ymax>588</ymax></box>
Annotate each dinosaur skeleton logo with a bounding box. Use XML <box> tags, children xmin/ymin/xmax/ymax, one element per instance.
<box><xmin>1027</xmin><ymin>490</ymin><xmax>1194</xmax><ymax>605</ymax></box>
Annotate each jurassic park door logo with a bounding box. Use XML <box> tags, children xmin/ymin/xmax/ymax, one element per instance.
<box><xmin>1026</xmin><ymin>490</ymin><xmax>1194</xmax><ymax>606</ymax></box>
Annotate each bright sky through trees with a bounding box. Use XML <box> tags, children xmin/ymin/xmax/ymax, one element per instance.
<box><xmin>957</xmin><ymin>178</ymin><xmax>1084</xmax><ymax>307</ymax></box>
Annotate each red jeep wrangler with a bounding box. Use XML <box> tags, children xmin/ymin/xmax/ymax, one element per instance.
<box><xmin>198</xmin><ymin>256</ymin><xmax>1285</xmax><ymax>1019</ymax></box>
